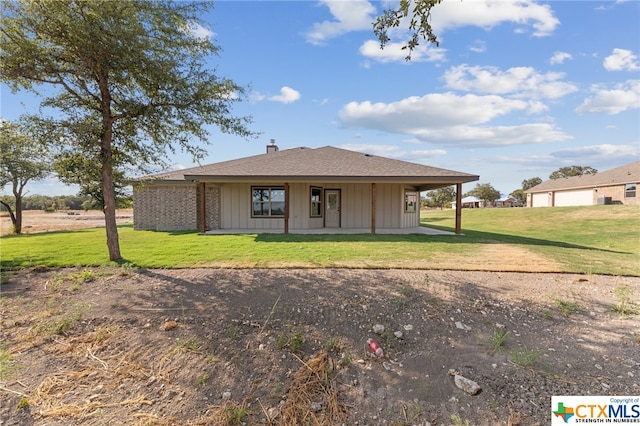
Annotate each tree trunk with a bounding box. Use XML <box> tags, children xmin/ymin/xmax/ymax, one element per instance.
<box><xmin>14</xmin><ymin>193</ymin><xmax>22</xmax><ymax>234</ymax></box>
<box><xmin>101</xmin><ymin>126</ymin><xmax>121</xmax><ymax>261</ymax></box>
<box><xmin>0</xmin><ymin>200</ymin><xmax>18</xmax><ymax>233</ymax></box>
<box><xmin>11</xmin><ymin>179</ymin><xmax>23</xmax><ymax>234</ymax></box>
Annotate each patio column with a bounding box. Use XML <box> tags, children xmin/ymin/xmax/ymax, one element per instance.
<box><xmin>455</xmin><ymin>183</ymin><xmax>462</xmax><ymax>235</ymax></box>
<box><xmin>371</xmin><ymin>182</ymin><xmax>377</xmax><ymax>234</ymax></box>
<box><xmin>284</xmin><ymin>182</ymin><xmax>289</xmax><ymax>234</ymax></box>
<box><xmin>197</xmin><ymin>182</ymin><xmax>206</xmax><ymax>233</ymax></box>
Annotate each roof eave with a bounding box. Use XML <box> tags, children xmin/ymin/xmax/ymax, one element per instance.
<box><xmin>183</xmin><ymin>174</ymin><xmax>480</xmax><ymax>184</ymax></box>
<box><xmin>526</xmin><ymin>179</ymin><xmax>637</xmax><ymax>194</ymax></box>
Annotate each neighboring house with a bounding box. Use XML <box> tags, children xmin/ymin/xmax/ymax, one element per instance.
<box><xmin>133</xmin><ymin>143</ymin><xmax>479</xmax><ymax>234</ymax></box>
<box><xmin>451</xmin><ymin>196</ymin><xmax>485</xmax><ymax>209</ymax></box>
<box><xmin>451</xmin><ymin>195</ymin><xmax>520</xmax><ymax>209</ymax></box>
<box><xmin>525</xmin><ymin>161</ymin><xmax>640</xmax><ymax>207</ymax></box>
<box><xmin>495</xmin><ymin>195</ymin><xmax>522</xmax><ymax>208</ymax></box>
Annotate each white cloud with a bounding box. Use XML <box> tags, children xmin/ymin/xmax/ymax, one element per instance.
<box><xmin>307</xmin><ymin>0</ymin><xmax>557</xmax><ymax>58</ymax></box>
<box><xmin>359</xmin><ymin>40</ymin><xmax>447</xmax><ymax>63</ymax></box>
<box><xmin>603</xmin><ymin>48</ymin><xmax>640</xmax><ymax>71</ymax></box>
<box><xmin>410</xmin><ymin>123</ymin><xmax>571</xmax><ymax>146</ymax></box>
<box><xmin>220</xmin><ymin>90</ymin><xmax>240</xmax><ymax>101</ymax></box>
<box><xmin>550</xmin><ymin>51</ymin><xmax>572</xmax><ymax>65</ymax></box>
<box><xmin>550</xmin><ymin>144</ymin><xmax>640</xmax><ymax>159</ymax></box>
<box><xmin>251</xmin><ymin>92</ymin><xmax>266</xmax><ymax>102</ymax></box>
<box><xmin>442</xmin><ymin>64</ymin><xmax>578</xmax><ymax>99</ymax></box>
<box><xmin>304</xmin><ymin>0</ymin><xmax>376</xmax><ymax>45</ymax></box>
<box><xmin>338</xmin><ymin>92</ymin><xmax>571</xmax><ymax>147</ymax></box>
<box><xmin>497</xmin><ymin>143</ymin><xmax>640</xmax><ymax>174</ymax></box>
<box><xmin>186</xmin><ymin>22</ymin><xmax>215</xmax><ymax>40</ymax></box>
<box><xmin>526</xmin><ymin>101</ymin><xmax>549</xmax><ymax>114</ymax></box>
<box><xmin>339</xmin><ymin>143</ymin><xmax>446</xmax><ymax>161</ymax></box>
<box><xmin>268</xmin><ymin>86</ymin><xmax>301</xmax><ymax>104</ymax></box>
<box><xmin>340</xmin><ymin>92</ymin><xmax>529</xmax><ymax>129</ymax></box>
<box><xmin>431</xmin><ymin>0</ymin><xmax>559</xmax><ymax>37</ymax></box>
<box><xmin>468</xmin><ymin>40</ymin><xmax>486</xmax><ymax>53</ymax></box>
<box><xmin>575</xmin><ymin>80</ymin><xmax>640</xmax><ymax>115</ymax></box>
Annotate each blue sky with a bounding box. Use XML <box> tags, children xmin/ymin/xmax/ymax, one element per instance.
<box><xmin>1</xmin><ymin>0</ymin><xmax>639</xmax><ymax>197</ymax></box>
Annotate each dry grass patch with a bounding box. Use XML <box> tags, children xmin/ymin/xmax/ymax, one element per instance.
<box><xmin>279</xmin><ymin>350</ymin><xmax>346</xmax><ymax>426</ymax></box>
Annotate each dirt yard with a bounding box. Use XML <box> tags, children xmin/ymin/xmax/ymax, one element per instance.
<box><xmin>1</xmin><ymin>267</ymin><xmax>639</xmax><ymax>426</ymax></box>
<box><xmin>1</xmin><ymin>210</ymin><xmax>639</xmax><ymax>425</ymax></box>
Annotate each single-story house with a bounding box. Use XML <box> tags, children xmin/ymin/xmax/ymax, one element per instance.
<box><xmin>133</xmin><ymin>143</ymin><xmax>479</xmax><ymax>234</ymax></box>
<box><xmin>525</xmin><ymin>161</ymin><xmax>639</xmax><ymax>207</ymax></box>
<box><xmin>495</xmin><ymin>195</ymin><xmax>522</xmax><ymax>208</ymax></box>
<box><xmin>451</xmin><ymin>196</ymin><xmax>485</xmax><ymax>209</ymax></box>
<box><xmin>451</xmin><ymin>195</ymin><xmax>521</xmax><ymax>209</ymax></box>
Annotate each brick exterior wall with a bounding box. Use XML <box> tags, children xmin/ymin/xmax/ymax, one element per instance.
<box><xmin>595</xmin><ymin>184</ymin><xmax>639</xmax><ymax>205</ymax></box>
<box><xmin>206</xmin><ymin>185</ymin><xmax>220</xmax><ymax>230</ymax></box>
<box><xmin>134</xmin><ymin>183</ymin><xmax>221</xmax><ymax>231</ymax></box>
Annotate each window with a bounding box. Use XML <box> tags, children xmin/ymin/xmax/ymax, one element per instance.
<box><xmin>252</xmin><ymin>186</ymin><xmax>285</xmax><ymax>217</ymax></box>
<box><xmin>625</xmin><ymin>183</ymin><xmax>637</xmax><ymax>198</ymax></box>
<box><xmin>310</xmin><ymin>187</ymin><xmax>323</xmax><ymax>217</ymax></box>
<box><xmin>405</xmin><ymin>191</ymin><xmax>418</xmax><ymax>213</ymax></box>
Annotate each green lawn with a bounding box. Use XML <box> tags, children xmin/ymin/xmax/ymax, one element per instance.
<box><xmin>1</xmin><ymin>205</ymin><xmax>638</xmax><ymax>275</ymax></box>
<box><xmin>421</xmin><ymin>205</ymin><xmax>639</xmax><ymax>275</ymax></box>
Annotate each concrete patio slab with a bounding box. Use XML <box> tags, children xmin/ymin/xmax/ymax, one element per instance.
<box><xmin>203</xmin><ymin>226</ymin><xmax>455</xmax><ymax>235</ymax></box>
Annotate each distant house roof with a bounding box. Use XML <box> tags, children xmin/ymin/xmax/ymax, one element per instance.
<box><xmin>526</xmin><ymin>161</ymin><xmax>640</xmax><ymax>193</ymax></box>
<box><xmin>141</xmin><ymin>146</ymin><xmax>479</xmax><ymax>191</ymax></box>
<box><xmin>459</xmin><ymin>196</ymin><xmax>482</xmax><ymax>203</ymax></box>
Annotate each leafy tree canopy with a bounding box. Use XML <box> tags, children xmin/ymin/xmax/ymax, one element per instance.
<box><xmin>0</xmin><ymin>118</ymin><xmax>51</xmax><ymax>233</ymax></box>
<box><xmin>522</xmin><ymin>177</ymin><xmax>543</xmax><ymax>191</ymax></box>
<box><xmin>425</xmin><ymin>186</ymin><xmax>455</xmax><ymax>209</ymax></box>
<box><xmin>1</xmin><ymin>0</ymin><xmax>256</xmax><ymax>259</ymax></box>
<box><xmin>509</xmin><ymin>189</ymin><xmax>526</xmax><ymax>206</ymax></box>
<box><xmin>373</xmin><ymin>0</ymin><xmax>443</xmax><ymax>60</ymax></box>
<box><xmin>549</xmin><ymin>166</ymin><xmax>597</xmax><ymax>180</ymax></box>
<box><xmin>466</xmin><ymin>183</ymin><xmax>501</xmax><ymax>204</ymax></box>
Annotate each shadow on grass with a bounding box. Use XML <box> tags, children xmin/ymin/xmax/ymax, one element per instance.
<box><xmin>253</xmin><ymin>228</ymin><xmax>630</xmax><ymax>255</ymax></box>
<box><xmin>3</xmin><ymin>223</ymin><xmax>627</xmax><ymax>255</ymax></box>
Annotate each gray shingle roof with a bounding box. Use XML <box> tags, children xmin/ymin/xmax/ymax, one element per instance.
<box><xmin>526</xmin><ymin>161</ymin><xmax>640</xmax><ymax>193</ymax></box>
<box><xmin>142</xmin><ymin>146</ymin><xmax>479</xmax><ymax>186</ymax></box>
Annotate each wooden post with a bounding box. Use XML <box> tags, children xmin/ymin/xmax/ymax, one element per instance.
<box><xmin>455</xmin><ymin>183</ymin><xmax>462</xmax><ymax>235</ymax></box>
<box><xmin>197</xmin><ymin>182</ymin><xmax>206</xmax><ymax>233</ymax></box>
<box><xmin>371</xmin><ymin>182</ymin><xmax>377</xmax><ymax>234</ymax></box>
<box><xmin>284</xmin><ymin>182</ymin><xmax>289</xmax><ymax>234</ymax></box>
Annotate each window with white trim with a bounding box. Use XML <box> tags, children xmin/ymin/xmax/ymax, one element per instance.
<box><xmin>405</xmin><ymin>191</ymin><xmax>418</xmax><ymax>213</ymax></box>
<box><xmin>625</xmin><ymin>183</ymin><xmax>637</xmax><ymax>198</ymax></box>
<box><xmin>252</xmin><ymin>186</ymin><xmax>285</xmax><ymax>217</ymax></box>
<box><xmin>310</xmin><ymin>187</ymin><xmax>323</xmax><ymax>217</ymax></box>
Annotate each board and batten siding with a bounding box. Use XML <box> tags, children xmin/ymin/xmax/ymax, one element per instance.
<box><xmin>339</xmin><ymin>183</ymin><xmax>370</xmax><ymax>229</ymax></box>
<box><xmin>374</xmin><ymin>184</ymin><xmax>420</xmax><ymax>229</ymax></box>
<box><xmin>217</xmin><ymin>182</ymin><xmax>416</xmax><ymax>230</ymax></box>
<box><xmin>220</xmin><ymin>183</ymin><xmax>284</xmax><ymax>230</ymax></box>
<box><xmin>401</xmin><ymin>188</ymin><xmax>420</xmax><ymax>228</ymax></box>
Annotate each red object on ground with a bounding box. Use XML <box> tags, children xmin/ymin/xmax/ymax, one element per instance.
<box><xmin>367</xmin><ymin>338</ymin><xmax>384</xmax><ymax>358</ymax></box>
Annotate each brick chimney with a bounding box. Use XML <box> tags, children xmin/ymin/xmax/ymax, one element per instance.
<box><xmin>266</xmin><ymin>138</ymin><xmax>279</xmax><ymax>153</ymax></box>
